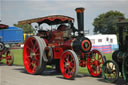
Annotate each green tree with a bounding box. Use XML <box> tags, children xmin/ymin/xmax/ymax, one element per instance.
<box><xmin>93</xmin><ymin>10</ymin><xmax>125</xmax><ymax>34</ymax></box>
<box><xmin>14</xmin><ymin>24</ymin><xmax>34</xmax><ymax>33</ymax></box>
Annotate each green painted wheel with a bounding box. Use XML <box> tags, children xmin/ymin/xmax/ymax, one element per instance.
<box><xmin>102</xmin><ymin>60</ymin><xmax>119</xmax><ymax>83</ymax></box>
<box><xmin>122</xmin><ymin>56</ymin><xmax>128</xmax><ymax>82</ymax></box>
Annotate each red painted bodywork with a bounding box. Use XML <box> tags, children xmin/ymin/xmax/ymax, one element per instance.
<box><xmin>43</xmin><ymin>30</ymin><xmax>75</xmax><ymax>59</ymax></box>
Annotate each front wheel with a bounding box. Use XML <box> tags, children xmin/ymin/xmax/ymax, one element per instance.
<box><xmin>60</xmin><ymin>50</ymin><xmax>79</xmax><ymax>79</ymax></box>
<box><xmin>102</xmin><ymin>60</ymin><xmax>119</xmax><ymax>83</ymax></box>
<box><xmin>6</xmin><ymin>50</ymin><xmax>14</xmax><ymax>66</ymax></box>
<box><xmin>87</xmin><ymin>49</ymin><xmax>106</xmax><ymax>77</ymax></box>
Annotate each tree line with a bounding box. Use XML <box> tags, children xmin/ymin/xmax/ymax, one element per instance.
<box><xmin>93</xmin><ymin>10</ymin><xmax>126</xmax><ymax>34</ymax></box>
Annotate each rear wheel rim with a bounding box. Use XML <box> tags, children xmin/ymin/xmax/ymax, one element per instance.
<box><xmin>60</xmin><ymin>50</ymin><xmax>78</xmax><ymax>79</ymax></box>
<box><xmin>23</xmin><ymin>37</ymin><xmax>40</xmax><ymax>74</ymax></box>
<box><xmin>87</xmin><ymin>50</ymin><xmax>104</xmax><ymax>76</ymax></box>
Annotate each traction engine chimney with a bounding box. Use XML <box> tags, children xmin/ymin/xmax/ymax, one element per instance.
<box><xmin>75</xmin><ymin>7</ymin><xmax>85</xmax><ymax>36</ymax></box>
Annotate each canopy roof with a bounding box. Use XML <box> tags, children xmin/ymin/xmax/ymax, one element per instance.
<box><xmin>0</xmin><ymin>24</ymin><xmax>8</xmax><ymax>29</ymax></box>
<box><xmin>18</xmin><ymin>15</ymin><xmax>74</xmax><ymax>25</ymax></box>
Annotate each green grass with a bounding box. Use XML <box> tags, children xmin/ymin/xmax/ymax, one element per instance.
<box><xmin>1</xmin><ymin>49</ymin><xmax>113</xmax><ymax>74</ymax></box>
<box><xmin>12</xmin><ymin>49</ymin><xmax>23</xmax><ymax>65</ymax></box>
<box><xmin>79</xmin><ymin>67</ymin><xmax>89</xmax><ymax>74</ymax></box>
<box><xmin>104</xmin><ymin>53</ymin><xmax>112</xmax><ymax>60</ymax></box>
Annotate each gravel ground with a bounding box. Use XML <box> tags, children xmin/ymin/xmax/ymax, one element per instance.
<box><xmin>0</xmin><ymin>65</ymin><xmax>126</xmax><ymax>85</ymax></box>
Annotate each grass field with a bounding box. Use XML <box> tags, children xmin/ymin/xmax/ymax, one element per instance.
<box><xmin>1</xmin><ymin>49</ymin><xmax>113</xmax><ymax>74</ymax></box>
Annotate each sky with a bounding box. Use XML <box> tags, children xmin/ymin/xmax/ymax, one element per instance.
<box><xmin>0</xmin><ymin>0</ymin><xmax>128</xmax><ymax>34</ymax></box>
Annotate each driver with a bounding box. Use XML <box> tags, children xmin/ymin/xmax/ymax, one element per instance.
<box><xmin>57</xmin><ymin>24</ymin><xmax>68</xmax><ymax>31</ymax></box>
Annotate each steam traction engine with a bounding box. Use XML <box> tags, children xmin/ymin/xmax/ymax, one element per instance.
<box><xmin>102</xmin><ymin>19</ymin><xmax>128</xmax><ymax>83</ymax></box>
<box><xmin>19</xmin><ymin>8</ymin><xmax>106</xmax><ymax>79</ymax></box>
<box><xmin>0</xmin><ymin>24</ymin><xmax>14</xmax><ymax>66</ymax></box>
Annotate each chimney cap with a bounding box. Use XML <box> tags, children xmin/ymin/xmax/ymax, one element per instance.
<box><xmin>75</xmin><ymin>7</ymin><xmax>85</xmax><ymax>13</ymax></box>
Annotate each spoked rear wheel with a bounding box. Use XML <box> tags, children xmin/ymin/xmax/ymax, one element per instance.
<box><xmin>60</xmin><ymin>50</ymin><xmax>79</xmax><ymax>79</ymax></box>
<box><xmin>87</xmin><ymin>49</ymin><xmax>106</xmax><ymax>77</ymax></box>
<box><xmin>23</xmin><ymin>36</ymin><xmax>46</xmax><ymax>75</ymax></box>
<box><xmin>6</xmin><ymin>50</ymin><xmax>14</xmax><ymax>66</ymax></box>
<box><xmin>102</xmin><ymin>60</ymin><xmax>119</xmax><ymax>83</ymax></box>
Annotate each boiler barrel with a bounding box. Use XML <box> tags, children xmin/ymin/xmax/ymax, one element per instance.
<box><xmin>63</xmin><ymin>37</ymin><xmax>92</xmax><ymax>53</ymax></box>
